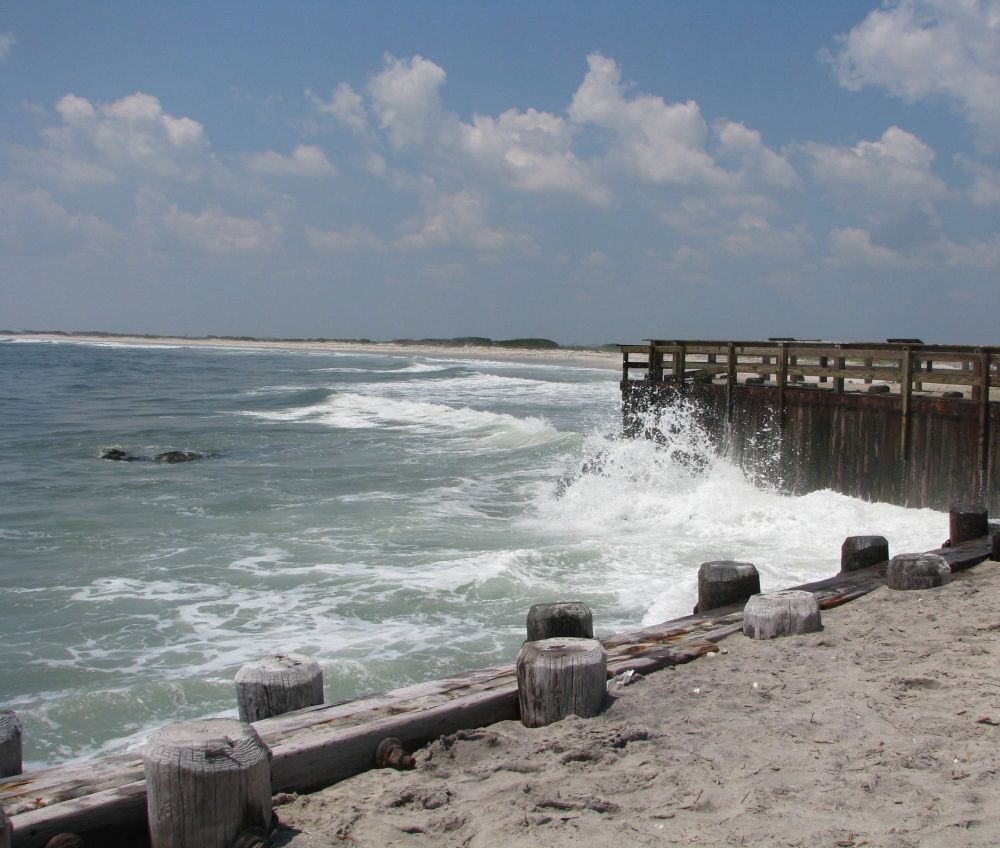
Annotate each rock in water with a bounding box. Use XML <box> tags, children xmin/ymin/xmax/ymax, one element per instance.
<box><xmin>155</xmin><ymin>450</ymin><xmax>205</xmax><ymax>463</ymax></box>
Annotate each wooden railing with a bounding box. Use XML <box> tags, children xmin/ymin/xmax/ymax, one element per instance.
<box><xmin>621</xmin><ymin>340</ymin><xmax>999</xmax><ymax>489</ymax></box>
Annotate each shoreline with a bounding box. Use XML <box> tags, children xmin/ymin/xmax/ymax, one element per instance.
<box><xmin>1</xmin><ymin>333</ymin><xmax>623</xmax><ymax>372</ymax></box>
<box><xmin>275</xmin><ymin>559</ymin><xmax>1000</xmax><ymax>847</ymax></box>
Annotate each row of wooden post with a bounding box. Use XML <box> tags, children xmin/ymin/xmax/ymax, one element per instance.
<box><xmin>3</xmin><ymin>504</ymin><xmax>998</xmax><ymax>848</ymax></box>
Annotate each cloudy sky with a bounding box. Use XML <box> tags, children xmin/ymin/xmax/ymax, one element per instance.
<box><xmin>1</xmin><ymin>1</ymin><xmax>999</xmax><ymax>344</ymax></box>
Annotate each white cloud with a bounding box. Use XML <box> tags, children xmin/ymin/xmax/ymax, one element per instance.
<box><xmin>244</xmin><ymin>144</ymin><xmax>336</xmax><ymax>178</ymax></box>
<box><xmin>582</xmin><ymin>250</ymin><xmax>611</xmax><ymax>267</ymax></box>
<box><xmin>0</xmin><ymin>182</ymin><xmax>121</xmax><ymax>254</ymax></box>
<box><xmin>716</xmin><ymin>121</ymin><xmax>801</xmax><ymax>192</ymax></box>
<box><xmin>0</xmin><ymin>32</ymin><xmax>15</xmax><ymax>59</ymax></box>
<box><xmin>956</xmin><ymin>154</ymin><xmax>1000</xmax><ymax>205</ymax></box>
<box><xmin>395</xmin><ymin>189</ymin><xmax>535</xmax><ymax>253</ymax></box>
<box><xmin>16</xmin><ymin>92</ymin><xmax>213</xmax><ymax>188</ymax></box>
<box><xmin>163</xmin><ymin>204</ymin><xmax>282</xmax><ymax>253</ymax></box>
<box><xmin>368</xmin><ymin>54</ymin><xmax>453</xmax><ymax>149</ymax></box>
<box><xmin>828</xmin><ymin>0</ymin><xmax>1000</xmax><ymax>148</ymax></box>
<box><xmin>828</xmin><ymin>227</ymin><xmax>916</xmax><ymax>267</ymax></box>
<box><xmin>306</xmin><ymin>226</ymin><xmax>383</xmax><ymax>253</ymax></box>
<box><xmin>939</xmin><ymin>233</ymin><xmax>1000</xmax><ymax>267</ymax></box>
<box><xmin>723</xmin><ymin>214</ymin><xmax>811</xmax><ymax>257</ymax></box>
<box><xmin>803</xmin><ymin>127</ymin><xmax>947</xmax><ymax>221</ymax></box>
<box><xmin>307</xmin><ymin>82</ymin><xmax>370</xmax><ymax>134</ymax></box>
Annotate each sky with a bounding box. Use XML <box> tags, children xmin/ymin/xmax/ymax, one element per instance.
<box><xmin>1</xmin><ymin>1</ymin><xmax>999</xmax><ymax>345</ymax></box>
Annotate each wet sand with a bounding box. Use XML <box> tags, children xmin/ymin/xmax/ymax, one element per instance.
<box><xmin>274</xmin><ymin>561</ymin><xmax>1000</xmax><ymax>847</ymax></box>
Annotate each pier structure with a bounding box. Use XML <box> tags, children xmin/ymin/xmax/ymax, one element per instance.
<box><xmin>620</xmin><ymin>340</ymin><xmax>1000</xmax><ymax>512</ymax></box>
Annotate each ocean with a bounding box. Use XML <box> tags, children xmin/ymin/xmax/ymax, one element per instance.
<box><xmin>0</xmin><ymin>338</ymin><xmax>948</xmax><ymax>769</ymax></box>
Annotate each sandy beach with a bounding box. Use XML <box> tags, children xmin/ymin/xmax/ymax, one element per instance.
<box><xmin>5</xmin><ymin>334</ymin><xmax>623</xmax><ymax>372</ymax></box>
<box><xmin>272</xmin><ymin>560</ymin><xmax>1000</xmax><ymax>847</ymax></box>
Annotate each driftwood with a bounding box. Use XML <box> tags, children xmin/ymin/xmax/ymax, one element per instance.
<box><xmin>143</xmin><ymin>720</ymin><xmax>271</xmax><ymax>848</ymax></box>
<box><xmin>525</xmin><ymin>602</ymin><xmax>594</xmax><ymax>641</ymax></box>
<box><xmin>0</xmin><ymin>715</ymin><xmax>21</xmax><ymax>780</ymax></box>
<box><xmin>2</xmin><ymin>535</ymin><xmax>993</xmax><ymax>847</ymax></box>
<box><xmin>235</xmin><ymin>655</ymin><xmax>323</xmax><ymax>723</ymax></box>
<box><xmin>517</xmin><ymin>638</ymin><xmax>607</xmax><ymax>728</ymax></box>
<box><xmin>743</xmin><ymin>591</ymin><xmax>822</xmax><ymax>640</ymax></box>
<box><xmin>695</xmin><ymin>561</ymin><xmax>759</xmax><ymax>614</ymax></box>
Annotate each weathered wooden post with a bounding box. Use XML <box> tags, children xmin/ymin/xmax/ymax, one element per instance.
<box><xmin>526</xmin><ymin>602</ymin><xmax>593</xmax><ymax>641</ymax></box>
<box><xmin>0</xmin><ymin>803</ymin><xmax>9</xmax><ymax>848</ymax></box>
<box><xmin>0</xmin><ymin>711</ymin><xmax>22</xmax><ymax>778</ymax></box>
<box><xmin>743</xmin><ymin>591</ymin><xmax>822</xmax><ymax>640</ymax></box>
<box><xmin>517</xmin><ymin>638</ymin><xmax>607</xmax><ymax>728</ymax></box>
<box><xmin>235</xmin><ymin>654</ymin><xmax>324</xmax><ymax>723</ymax></box>
<box><xmin>950</xmin><ymin>503</ymin><xmax>989</xmax><ymax>545</ymax></box>
<box><xmin>695</xmin><ymin>561</ymin><xmax>760</xmax><ymax>614</ymax></box>
<box><xmin>887</xmin><ymin>553</ymin><xmax>951</xmax><ymax>590</ymax></box>
<box><xmin>144</xmin><ymin>719</ymin><xmax>272</xmax><ymax>848</ymax></box>
<box><xmin>840</xmin><ymin>536</ymin><xmax>889</xmax><ymax>573</ymax></box>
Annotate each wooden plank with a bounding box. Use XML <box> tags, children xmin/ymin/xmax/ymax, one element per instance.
<box><xmin>901</xmin><ymin>347</ymin><xmax>913</xmax><ymax>465</ymax></box>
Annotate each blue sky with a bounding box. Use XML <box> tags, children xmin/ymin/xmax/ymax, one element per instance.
<box><xmin>1</xmin><ymin>1</ymin><xmax>999</xmax><ymax>344</ymax></box>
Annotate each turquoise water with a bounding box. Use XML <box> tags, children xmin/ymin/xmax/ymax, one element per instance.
<box><xmin>0</xmin><ymin>339</ymin><xmax>948</xmax><ymax>768</ymax></box>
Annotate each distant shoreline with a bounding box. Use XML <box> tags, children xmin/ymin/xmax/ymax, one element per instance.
<box><xmin>2</xmin><ymin>332</ymin><xmax>623</xmax><ymax>372</ymax></box>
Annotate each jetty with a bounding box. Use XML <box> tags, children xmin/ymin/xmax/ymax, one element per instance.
<box><xmin>620</xmin><ymin>339</ymin><xmax>999</xmax><ymax>512</ymax></box>
<box><xmin>2</xmin><ymin>531</ymin><xmax>995</xmax><ymax>846</ymax></box>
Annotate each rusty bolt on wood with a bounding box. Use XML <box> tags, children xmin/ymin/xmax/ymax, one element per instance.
<box><xmin>376</xmin><ymin>736</ymin><xmax>416</xmax><ymax>769</ymax></box>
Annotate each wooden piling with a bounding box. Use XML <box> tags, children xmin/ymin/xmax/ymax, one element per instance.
<box><xmin>235</xmin><ymin>654</ymin><xmax>324</xmax><ymax>723</ymax></box>
<box><xmin>743</xmin><ymin>591</ymin><xmax>821</xmax><ymax>640</ymax></box>
<box><xmin>887</xmin><ymin>553</ymin><xmax>951</xmax><ymax>591</ymax></box>
<box><xmin>1</xmin><ymin>804</ymin><xmax>9</xmax><ymax>848</ymax></box>
<box><xmin>517</xmin><ymin>638</ymin><xmax>607</xmax><ymax>728</ymax></box>
<box><xmin>696</xmin><ymin>561</ymin><xmax>760</xmax><ymax>614</ymax></box>
<box><xmin>526</xmin><ymin>602</ymin><xmax>594</xmax><ymax>642</ymax></box>
<box><xmin>841</xmin><ymin>536</ymin><xmax>889</xmax><ymax>573</ymax></box>
<box><xmin>950</xmin><ymin>503</ymin><xmax>989</xmax><ymax>546</ymax></box>
<box><xmin>143</xmin><ymin>719</ymin><xmax>271</xmax><ymax>848</ymax></box>
<box><xmin>0</xmin><ymin>712</ymin><xmax>22</xmax><ymax>779</ymax></box>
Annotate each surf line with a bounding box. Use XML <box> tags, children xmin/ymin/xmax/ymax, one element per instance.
<box><xmin>1</xmin><ymin>533</ymin><xmax>995</xmax><ymax>847</ymax></box>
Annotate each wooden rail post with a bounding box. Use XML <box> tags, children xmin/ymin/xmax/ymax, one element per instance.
<box><xmin>144</xmin><ymin>719</ymin><xmax>272</xmax><ymax>848</ymax></box>
<box><xmin>978</xmin><ymin>349</ymin><xmax>991</xmax><ymax>500</ymax></box>
<box><xmin>864</xmin><ymin>357</ymin><xmax>873</xmax><ymax>384</ymax></box>
<box><xmin>726</xmin><ymin>343</ymin><xmax>736</xmax><ymax>424</ymax></box>
<box><xmin>517</xmin><ymin>638</ymin><xmax>607</xmax><ymax>727</ymax></box>
<box><xmin>675</xmin><ymin>343</ymin><xmax>686</xmax><ymax>383</ymax></box>
<box><xmin>235</xmin><ymin>654</ymin><xmax>324</xmax><ymax>723</ymax></box>
<box><xmin>0</xmin><ymin>712</ymin><xmax>21</xmax><ymax>779</ymax></box>
<box><xmin>526</xmin><ymin>602</ymin><xmax>593</xmax><ymax>641</ymax></box>
<box><xmin>647</xmin><ymin>343</ymin><xmax>662</xmax><ymax>383</ymax></box>
<box><xmin>834</xmin><ymin>346</ymin><xmax>845</xmax><ymax>393</ymax></box>
<box><xmin>777</xmin><ymin>343</ymin><xmax>788</xmax><ymax>429</ymax></box>
<box><xmin>819</xmin><ymin>355</ymin><xmax>828</xmax><ymax>383</ymax></box>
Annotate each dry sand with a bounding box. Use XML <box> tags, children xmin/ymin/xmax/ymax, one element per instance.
<box><xmin>8</xmin><ymin>334</ymin><xmax>622</xmax><ymax>372</ymax></box>
<box><xmin>273</xmin><ymin>561</ymin><xmax>1000</xmax><ymax>847</ymax></box>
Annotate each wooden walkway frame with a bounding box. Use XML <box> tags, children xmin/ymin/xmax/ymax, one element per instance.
<box><xmin>621</xmin><ymin>339</ymin><xmax>999</xmax><ymax>504</ymax></box>
<box><xmin>2</xmin><ymin>537</ymin><xmax>993</xmax><ymax>847</ymax></box>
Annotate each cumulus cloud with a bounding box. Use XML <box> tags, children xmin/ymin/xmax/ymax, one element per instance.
<box><xmin>828</xmin><ymin>227</ymin><xmax>916</xmax><ymax>267</ymax></box>
<box><xmin>956</xmin><ymin>154</ymin><xmax>1000</xmax><ymax>205</ymax></box>
<box><xmin>803</xmin><ymin>127</ymin><xmax>947</xmax><ymax>222</ymax></box>
<box><xmin>307</xmin><ymin>82</ymin><xmax>370</xmax><ymax>134</ymax></box>
<box><xmin>0</xmin><ymin>32</ymin><xmax>15</xmax><ymax>59</ymax></box>
<box><xmin>244</xmin><ymin>144</ymin><xmax>336</xmax><ymax>177</ymax></box>
<box><xmin>162</xmin><ymin>204</ymin><xmax>282</xmax><ymax>253</ymax></box>
<box><xmin>16</xmin><ymin>92</ymin><xmax>213</xmax><ymax>188</ymax></box>
<box><xmin>828</xmin><ymin>0</ymin><xmax>1000</xmax><ymax>148</ymax></box>
<box><xmin>395</xmin><ymin>189</ymin><xmax>535</xmax><ymax>253</ymax></box>
<box><xmin>306</xmin><ymin>226</ymin><xmax>383</xmax><ymax>253</ymax></box>
<box><xmin>0</xmin><ymin>182</ymin><xmax>122</xmax><ymax>254</ymax></box>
